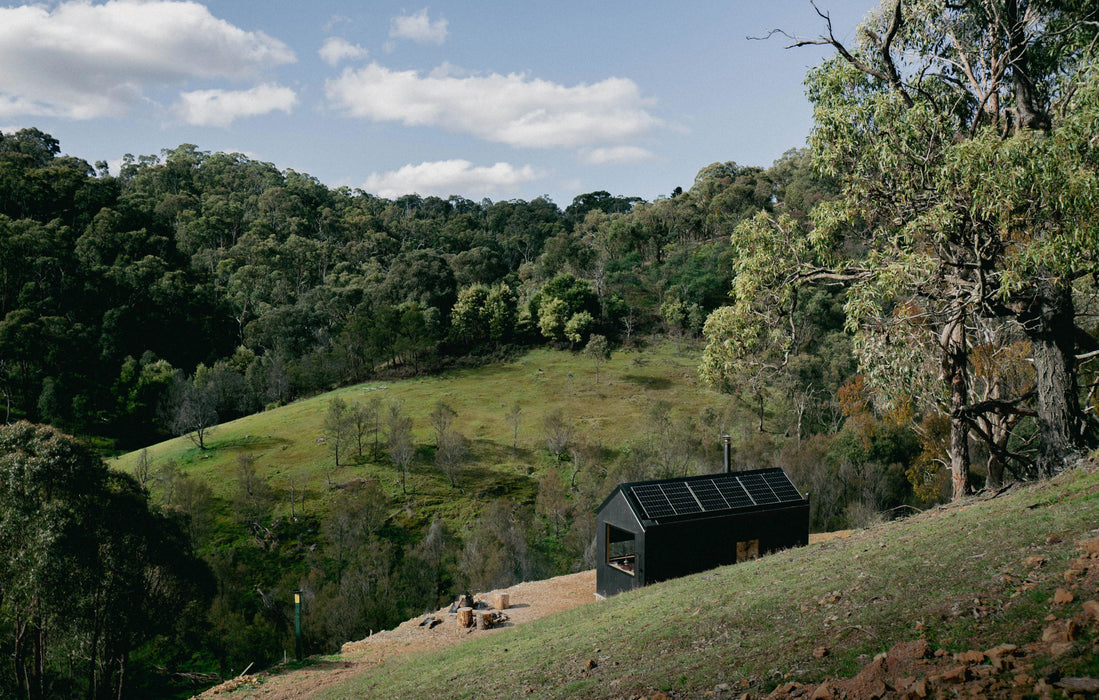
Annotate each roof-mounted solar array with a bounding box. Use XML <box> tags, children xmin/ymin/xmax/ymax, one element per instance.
<box><xmin>628</xmin><ymin>469</ymin><xmax>803</xmax><ymax>521</ymax></box>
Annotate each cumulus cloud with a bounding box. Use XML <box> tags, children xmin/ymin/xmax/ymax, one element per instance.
<box><xmin>319</xmin><ymin>37</ymin><xmax>368</xmax><ymax>67</ymax></box>
<box><xmin>0</xmin><ymin>0</ymin><xmax>295</xmax><ymax>120</ymax></box>
<box><xmin>389</xmin><ymin>8</ymin><xmax>448</xmax><ymax>45</ymax></box>
<box><xmin>326</xmin><ymin>62</ymin><xmax>661</xmax><ymax>149</ymax></box>
<box><xmin>176</xmin><ymin>84</ymin><xmax>297</xmax><ymax>127</ymax></box>
<box><xmin>362</xmin><ymin>160</ymin><xmax>542</xmax><ymax>198</ymax></box>
<box><xmin>578</xmin><ymin>145</ymin><xmax>658</xmax><ymax>165</ymax></box>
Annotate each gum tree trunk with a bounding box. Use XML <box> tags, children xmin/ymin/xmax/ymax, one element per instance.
<box><xmin>1014</xmin><ymin>280</ymin><xmax>1090</xmax><ymax>476</ymax></box>
<box><xmin>944</xmin><ymin>309</ymin><xmax>971</xmax><ymax>500</ymax></box>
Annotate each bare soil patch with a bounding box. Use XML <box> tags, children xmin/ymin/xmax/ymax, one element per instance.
<box><xmin>196</xmin><ymin>570</ymin><xmax>597</xmax><ymax>699</ymax></box>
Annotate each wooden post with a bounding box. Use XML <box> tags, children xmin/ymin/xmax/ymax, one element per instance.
<box><xmin>456</xmin><ymin>607</ymin><xmax>473</xmax><ymax>628</ymax></box>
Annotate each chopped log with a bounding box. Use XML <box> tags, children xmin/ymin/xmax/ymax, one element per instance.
<box><xmin>492</xmin><ymin>592</ymin><xmax>510</xmax><ymax>610</ymax></box>
<box><xmin>476</xmin><ymin>610</ymin><xmax>494</xmax><ymax>630</ymax></box>
<box><xmin>456</xmin><ymin>607</ymin><xmax>474</xmax><ymax>628</ymax></box>
<box><xmin>457</xmin><ymin>593</ymin><xmax>474</xmax><ymax>609</ymax></box>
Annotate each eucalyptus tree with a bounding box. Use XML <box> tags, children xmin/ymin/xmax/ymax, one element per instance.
<box><xmin>0</xmin><ymin>422</ymin><xmax>212</xmax><ymax>699</ymax></box>
<box><xmin>704</xmin><ymin>0</ymin><xmax>1099</xmax><ymax>498</ymax></box>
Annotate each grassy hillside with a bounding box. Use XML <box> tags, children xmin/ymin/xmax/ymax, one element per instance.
<box><xmin>115</xmin><ymin>343</ymin><xmax>718</xmax><ymax>528</ymax></box>
<box><xmin>242</xmin><ymin>461</ymin><xmax>1099</xmax><ymax>699</ymax></box>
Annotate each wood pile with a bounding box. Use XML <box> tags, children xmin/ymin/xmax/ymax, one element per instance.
<box><xmin>447</xmin><ymin>592</ymin><xmax>511</xmax><ymax>631</ymax></box>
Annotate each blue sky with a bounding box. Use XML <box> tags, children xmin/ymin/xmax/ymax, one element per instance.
<box><xmin>0</xmin><ymin>0</ymin><xmax>879</xmax><ymax>206</ymax></box>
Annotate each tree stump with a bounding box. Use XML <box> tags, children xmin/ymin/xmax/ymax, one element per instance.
<box><xmin>456</xmin><ymin>607</ymin><xmax>473</xmax><ymax>628</ymax></box>
<box><xmin>476</xmin><ymin>610</ymin><xmax>494</xmax><ymax>630</ymax></box>
<box><xmin>492</xmin><ymin>592</ymin><xmax>510</xmax><ymax>610</ymax></box>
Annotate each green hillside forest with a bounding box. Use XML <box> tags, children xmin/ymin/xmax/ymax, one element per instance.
<box><xmin>1</xmin><ymin>1</ymin><xmax>1098</xmax><ymax>698</ymax></box>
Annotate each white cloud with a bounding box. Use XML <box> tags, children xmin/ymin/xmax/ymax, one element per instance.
<box><xmin>176</xmin><ymin>84</ymin><xmax>297</xmax><ymax>127</ymax></box>
<box><xmin>0</xmin><ymin>0</ymin><xmax>295</xmax><ymax>120</ymax></box>
<box><xmin>389</xmin><ymin>8</ymin><xmax>448</xmax><ymax>45</ymax></box>
<box><xmin>326</xmin><ymin>62</ymin><xmax>662</xmax><ymax>149</ymax></box>
<box><xmin>362</xmin><ymin>160</ymin><xmax>543</xmax><ymax>198</ymax></box>
<box><xmin>319</xmin><ymin>37</ymin><xmax>368</xmax><ymax>67</ymax></box>
<box><xmin>578</xmin><ymin>145</ymin><xmax>658</xmax><ymax>166</ymax></box>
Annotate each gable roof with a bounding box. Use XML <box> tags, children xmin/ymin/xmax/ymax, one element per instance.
<box><xmin>600</xmin><ymin>467</ymin><xmax>806</xmax><ymax>525</ymax></box>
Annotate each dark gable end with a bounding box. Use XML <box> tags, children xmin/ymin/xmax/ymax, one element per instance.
<box><xmin>596</xmin><ymin>468</ymin><xmax>809</xmax><ymax>598</ymax></box>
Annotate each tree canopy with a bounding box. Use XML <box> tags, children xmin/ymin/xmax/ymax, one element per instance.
<box><xmin>703</xmin><ymin>0</ymin><xmax>1099</xmax><ymax>499</ymax></box>
<box><xmin>0</xmin><ymin>422</ymin><xmax>212</xmax><ymax>699</ymax></box>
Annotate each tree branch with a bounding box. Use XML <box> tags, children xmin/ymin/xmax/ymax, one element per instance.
<box><xmin>953</xmin><ymin>391</ymin><xmax>1037</xmax><ymax>419</ymax></box>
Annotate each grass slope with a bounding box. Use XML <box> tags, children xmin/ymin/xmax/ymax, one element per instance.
<box><xmin>114</xmin><ymin>344</ymin><xmax>712</xmax><ymax>528</ymax></box>
<box><xmin>283</xmin><ymin>463</ymin><xmax>1099</xmax><ymax>699</ymax></box>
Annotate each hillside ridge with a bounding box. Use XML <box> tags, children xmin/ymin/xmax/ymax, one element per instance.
<box><xmin>196</xmin><ymin>461</ymin><xmax>1099</xmax><ymax>699</ymax></box>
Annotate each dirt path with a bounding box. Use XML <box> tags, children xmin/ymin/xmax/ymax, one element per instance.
<box><xmin>196</xmin><ymin>570</ymin><xmax>597</xmax><ymax>699</ymax></box>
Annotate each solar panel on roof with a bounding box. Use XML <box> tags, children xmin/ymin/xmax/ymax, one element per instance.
<box><xmin>768</xmin><ymin>475</ymin><xmax>803</xmax><ymax>502</ymax></box>
<box><xmin>713</xmin><ymin>475</ymin><xmax>754</xmax><ymax>509</ymax></box>
<box><xmin>738</xmin><ymin>472</ymin><xmax>780</xmax><ymax>505</ymax></box>
<box><xmin>686</xmin><ymin>479</ymin><xmax>729</xmax><ymax>511</ymax></box>
<box><xmin>630</xmin><ymin>483</ymin><xmax>675</xmax><ymax>519</ymax></box>
<box><xmin>628</xmin><ymin>469</ymin><xmax>803</xmax><ymax>521</ymax></box>
<box><xmin>661</xmin><ymin>481</ymin><xmax>703</xmax><ymax>516</ymax></box>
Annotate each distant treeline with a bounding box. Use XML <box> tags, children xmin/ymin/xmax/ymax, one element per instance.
<box><xmin>0</xmin><ymin>128</ymin><xmax>829</xmax><ymax>449</ymax></box>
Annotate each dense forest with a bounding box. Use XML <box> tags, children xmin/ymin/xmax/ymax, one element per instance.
<box><xmin>1</xmin><ymin>0</ymin><xmax>1097</xmax><ymax>697</ymax></box>
<box><xmin>0</xmin><ymin>128</ymin><xmax>801</xmax><ymax>446</ymax></box>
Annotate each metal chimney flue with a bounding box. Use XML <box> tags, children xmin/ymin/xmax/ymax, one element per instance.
<box><xmin>722</xmin><ymin>435</ymin><xmax>732</xmax><ymax>474</ymax></box>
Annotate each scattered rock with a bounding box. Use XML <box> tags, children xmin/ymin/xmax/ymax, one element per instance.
<box><xmin>984</xmin><ymin>643</ymin><xmax>1018</xmax><ymax>659</ymax></box>
<box><xmin>890</xmin><ymin>639</ymin><xmax>930</xmax><ymax>662</ymax></box>
<box><xmin>1024</xmin><ymin>555</ymin><xmax>1046</xmax><ymax>568</ymax></box>
<box><xmin>1042</xmin><ymin>619</ymin><xmax>1080</xmax><ymax>643</ymax></box>
<box><xmin>813</xmin><ymin>646</ymin><xmax>829</xmax><ymax>659</ymax></box>
<box><xmin>907</xmin><ymin>677</ymin><xmax>929</xmax><ymax>698</ymax></box>
<box><xmin>1083</xmin><ymin>600</ymin><xmax>1099</xmax><ymax>621</ymax></box>
<box><xmin>1058</xmin><ymin>677</ymin><xmax>1099</xmax><ymax>693</ymax></box>
<box><xmin>1013</xmin><ymin>672</ymin><xmax>1035</xmax><ymax>688</ymax></box>
<box><xmin>584</xmin><ymin>658</ymin><xmax>597</xmax><ymax>671</ymax></box>
<box><xmin>1049</xmin><ymin>641</ymin><xmax>1074</xmax><ymax>656</ymax></box>
<box><xmin>1053</xmin><ymin>588</ymin><xmax>1074</xmax><ymax>604</ymax></box>
<box><xmin>953</xmin><ymin>650</ymin><xmax>985</xmax><ymax>664</ymax></box>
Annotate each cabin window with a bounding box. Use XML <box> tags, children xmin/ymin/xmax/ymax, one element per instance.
<box><xmin>606</xmin><ymin>524</ymin><xmax>636</xmax><ymax>575</ymax></box>
<box><xmin>736</xmin><ymin>539</ymin><xmax>760</xmax><ymax>562</ymax></box>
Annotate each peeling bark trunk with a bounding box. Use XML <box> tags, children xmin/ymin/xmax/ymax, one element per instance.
<box><xmin>944</xmin><ymin>310</ymin><xmax>972</xmax><ymax>500</ymax></box>
<box><xmin>1004</xmin><ymin>0</ymin><xmax>1052</xmax><ymax>133</ymax></box>
<box><xmin>1014</xmin><ymin>280</ymin><xmax>1089</xmax><ymax>476</ymax></box>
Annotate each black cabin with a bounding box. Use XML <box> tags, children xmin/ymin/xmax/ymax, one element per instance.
<box><xmin>595</xmin><ymin>466</ymin><xmax>809</xmax><ymax>598</ymax></box>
